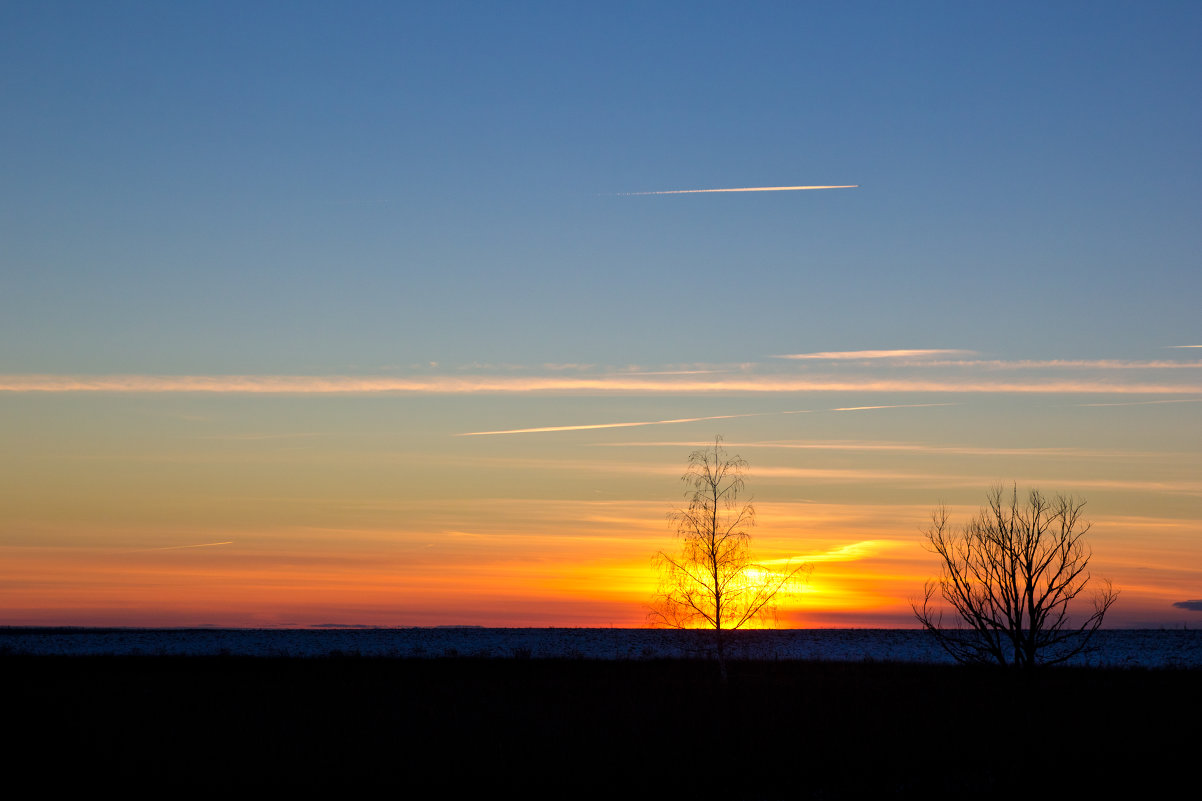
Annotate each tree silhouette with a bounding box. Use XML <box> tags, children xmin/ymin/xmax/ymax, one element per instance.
<box><xmin>650</xmin><ymin>436</ymin><xmax>809</xmax><ymax>677</ymax></box>
<box><xmin>913</xmin><ymin>485</ymin><xmax>1119</xmax><ymax>667</ymax></box>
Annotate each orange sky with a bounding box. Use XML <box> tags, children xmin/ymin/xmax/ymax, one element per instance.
<box><xmin>3</xmin><ymin>382</ymin><xmax>1199</xmax><ymax>628</ymax></box>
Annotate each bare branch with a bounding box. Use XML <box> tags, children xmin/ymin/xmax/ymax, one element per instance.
<box><xmin>913</xmin><ymin>485</ymin><xmax>1119</xmax><ymax>668</ymax></box>
<box><xmin>650</xmin><ymin>436</ymin><xmax>810</xmax><ymax>674</ymax></box>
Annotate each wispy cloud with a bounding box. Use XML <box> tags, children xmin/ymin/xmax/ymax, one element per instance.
<box><xmin>773</xmin><ymin>352</ymin><xmax>1202</xmax><ymax>369</ymax></box>
<box><xmin>752</xmin><ymin>440</ymin><xmax>1082</xmax><ymax>457</ymax></box>
<box><xmin>742</xmin><ymin>468</ymin><xmax>1202</xmax><ymax>496</ymax></box>
<box><xmin>137</xmin><ymin>541</ymin><xmax>234</xmax><ymax>551</ymax></box>
<box><xmin>619</xmin><ymin>185</ymin><xmax>858</xmax><ymax>196</ymax></box>
<box><xmin>745</xmin><ymin>465</ymin><xmax>974</xmax><ymax>484</ymax></box>
<box><xmin>452</xmin><ymin>455</ymin><xmax>1202</xmax><ymax>496</ymax></box>
<box><xmin>831</xmin><ymin>403</ymin><xmax>958</xmax><ymax>412</ymax></box>
<box><xmin>788</xmin><ymin>540</ymin><xmax>894</xmax><ymax>564</ymax></box>
<box><xmin>458</xmin><ymin>413</ymin><xmax>765</xmax><ymax>437</ymax></box>
<box><xmin>721</xmin><ymin>464</ymin><xmax>1202</xmax><ymax>495</ymax></box>
<box><xmin>587</xmin><ymin>439</ymin><xmax>1184</xmax><ymax>460</ymax></box>
<box><xmin>773</xmin><ymin>349</ymin><xmax>974</xmax><ymax>360</ymax></box>
<box><xmin>1036</xmin><ymin>477</ymin><xmax>1202</xmax><ymax>496</ymax></box>
<box><xmin>913</xmin><ymin>359</ymin><xmax>1202</xmax><ymax>369</ymax></box>
<box><xmin>611</xmin><ymin>369</ymin><xmax>725</xmax><ymax>376</ymax></box>
<box><xmin>1169</xmin><ymin>345</ymin><xmax>1202</xmax><ymax>349</ymax></box>
<box><xmin>1076</xmin><ymin>398</ymin><xmax>1202</xmax><ymax>407</ymax></box>
<box><xmin>4</xmin><ymin>373</ymin><xmax>1201</xmax><ymax>396</ymax></box>
<box><xmin>589</xmin><ymin>439</ymin><xmax>1065</xmax><ymax>456</ymax></box>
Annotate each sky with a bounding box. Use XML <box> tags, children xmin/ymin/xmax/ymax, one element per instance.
<box><xmin>2</xmin><ymin>1</ymin><xmax>1200</xmax><ymax>628</ymax></box>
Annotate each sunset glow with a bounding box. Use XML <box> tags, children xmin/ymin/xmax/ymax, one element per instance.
<box><xmin>2</xmin><ymin>3</ymin><xmax>1199</xmax><ymax>631</ymax></box>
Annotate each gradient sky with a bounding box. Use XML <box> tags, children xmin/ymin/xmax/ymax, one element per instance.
<box><xmin>2</xmin><ymin>1</ymin><xmax>1200</xmax><ymax>628</ymax></box>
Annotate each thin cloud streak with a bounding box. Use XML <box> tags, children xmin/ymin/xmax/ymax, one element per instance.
<box><xmin>588</xmin><ymin>439</ymin><xmax>1187</xmax><ymax>460</ymax></box>
<box><xmin>793</xmin><ymin>540</ymin><xmax>895</xmax><ymax>564</ymax></box>
<box><xmin>442</xmin><ymin>454</ymin><xmax>1202</xmax><ymax>496</ymax></box>
<box><xmin>619</xmin><ymin>185</ymin><xmax>858</xmax><ymax>195</ymax></box>
<box><xmin>914</xmin><ymin>359</ymin><xmax>1202</xmax><ymax>369</ymax></box>
<box><xmin>4</xmin><ymin>373</ymin><xmax>1202</xmax><ymax>395</ymax></box>
<box><xmin>831</xmin><ymin>403</ymin><xmax>958</xmax><ymax>412</ymax></box>
<box><xmin>753</xmin><ymin>441</ymin><xmax>1081</xmax><ymax>457</ymax></box>
<box><xmin>137</xmin><ymin>541</ymin><xmax>234</xmax><ymax>551</ymax></box>
<box><xmin>458</xmin><ymin>413</ymin><xmax>763</xmax><ymax>437</ymax></box>
<box><xmin>773</xmin><ymin>349</ymin><xmax>974</xmax><ymax>360</ymax></box>
<box><xmin>597</xmin><ymin>462</ymin><xmax>1202</xmax><ymax>496</ymax></box>
<box><xmin>611</xmin><ymin>369</ymin><xmax>725</xmax><ymax>376</ymax></box>
<box><xmin>590</xmin><ymin>440</ymin><xmax>1079</xmax><ymax>456</ymax></box>
<box><xmin>1077</xmin><ymin>399</ymin><xmax>1202</xmax><ymax>407</ymax></box>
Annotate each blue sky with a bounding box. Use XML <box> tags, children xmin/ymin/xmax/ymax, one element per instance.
<box><xmin>4</xmin><ymin>1</ymin><xmax>1199</xmax><ymax>373</ymax></box>
<box><xmin>2</xmin><ymin>2</ymin><xmax>1200</xmax><ymax>627</ymax></box>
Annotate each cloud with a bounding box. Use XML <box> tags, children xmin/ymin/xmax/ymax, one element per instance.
<box><xmin>458</xmin><ymin>413</ymin><xmax>764</xmax><ymax>437</ymax></box>
<box><xmin>790</xmin><ymin>540</ymin><xmax>894</xmax><ymax>563</ymax></box>
<box><xmin>3</xmin><ymin>372</ymin><xmax>1201</xmax><ymax>396</ymax></box>
<box><xmin>1169</xmin><ymin>345</ymin><xmax>1202</xmax><ymax>349</ymax></box>
<box><xmin>619</xmin><ymin>185</ymin><xmax>858</xmax><ymax>195</ymax></box>
<box><xmin>773</xmin><ymin>354</ymin><xmax>1202</xmax><ymax>369</ymax></box>
<box><xmin>591</xmin><ymin>439</ymin><xmax>1076</xmax><ymax>456</ymax></box>
<box><xmin>541</xmin><ymin>363</ymin><xmax>595</xmax><ymax>371</ymax></box>
<box><xmin>1049</xmin><ymin>477</ymin><xmax>1202</xmax><ymax>496</ymax></box>
<box><xmin>744</xmin><ymin>466</ymin><xmax>975</xmax><ymax>484</ymax></box>
<box><xmin>588</xmin><ymin>439</ymin><xmax>1178</xmax><ymax>460</ymax></box>
<box><xmin>612</xmin><ymin>369</ymin><xmax>724</xmax><ymax>376</ymax></box>
<box><xmin>1172</xmin><ymin>600</ymin><xmax>1202</xmax><ymax>612</ymax></box>
<box><xmin>830</xmin><ymin>403</ymin><xmax>958</xmax><ymax>412</ymax></box>
<box><xmin>462</xmin><ymin>456</ymin><xmax>1202</xmax><ymax>496</ymax></box>
<box><xmin>137</xmin><ymin>541</ymin><xmax>234</xmax><ymax>551</ymax></box>
<box><xmin>773</xmin><ymin>349</ymin><xmax>974</xmax><ymax>360</ymax></box>
<box><xmin>1077</xmin><ymin>399</ymin><xmax>1202</xmax><ymax>407</ymax></box>
<box><xmin>914</xmin><ymin>359</ymin><xmax>1202</xmax><ymax>369</ymax></box>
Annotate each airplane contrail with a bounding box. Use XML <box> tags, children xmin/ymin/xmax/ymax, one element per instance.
<box><xmin>458</xmin><ymin>408</ymin><xmax>817</xmax><ymax>436</ymax></box>
<box><xmin>140</xmin><ymin>540</ymin><xmax>234</xmax><ymax>551</ymax></box>
<box><xmin>458</xmin><ymin>413</ymin><xmax>760</xmax><ymax>436</ymax></box>
<box><xmin>618</xmin><ymin>185</ymin><xmax>858</xmax><ymax>196</ymax></box>
<box><xmin>830</xmin><ymin>403</ymin><xmax>958</xmax><ymax>412</ymax></box>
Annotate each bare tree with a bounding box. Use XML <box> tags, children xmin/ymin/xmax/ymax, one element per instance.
<box><xmin>913</xmin><ymin>485</ymin><xmax>1119</xmax><ymax>668</ymax></box>
<box><xmin>650</xmin><ymin>437</ymin><xmax>809</xmax><ymax>676</ymax></box>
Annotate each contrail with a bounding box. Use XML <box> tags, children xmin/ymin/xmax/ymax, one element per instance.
<box><xmin>831</xmin><ymin>403</ymin><xmax>958</xmax><ymax>412</ymax></box>
<box><xmin>618</xmin><ymin>185</ymin><xmax>858</xmax><ymax>196</ymax></box>
<box><xmin>140</xmin><ymin>540</ymin><xmax>234</xmax><ymax>551</ymax></box>
<box><xmin>459</xmin><ymin>413</ymin><xmax>763</xmax><ymax>437</ymax></box>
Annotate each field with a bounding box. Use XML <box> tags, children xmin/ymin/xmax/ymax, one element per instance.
<box><xmin>6</xmin><ymin>653</ymin><xmax>1196</xmax><ymax>797</ymax></box>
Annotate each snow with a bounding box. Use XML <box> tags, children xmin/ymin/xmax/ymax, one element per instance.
<box><xmin>2</xmin><ymin>627</ymin><xmax>1199</xmax><ymax>667</ymax></box>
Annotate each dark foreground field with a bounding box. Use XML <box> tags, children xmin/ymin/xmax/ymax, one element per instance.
<box><xmin>5</xmin><ymin>655</ymin><xmax>1195</xmax><ymax>797</ymax></box>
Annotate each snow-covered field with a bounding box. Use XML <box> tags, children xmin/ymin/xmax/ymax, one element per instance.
<box><xmin>3</xmin><ymin>627</ymin><xmax>1200</xmax><ymax>667</ymax></box>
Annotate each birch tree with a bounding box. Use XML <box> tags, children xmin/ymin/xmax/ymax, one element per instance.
<box><xmin>650</xmin><ymin>437</ymin><xmax>809</xmax><ymax>676</ymax></box>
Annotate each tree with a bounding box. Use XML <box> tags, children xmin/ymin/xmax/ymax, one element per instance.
<box><xmin>649</xmin><ymin>437</ymin><xmax>809</xmax><ymax>676</ymax></box>
<box><xmin>913</xmin><ymin>485</ymin><xmax>1119</xmax><ymax>668</ymax></box>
